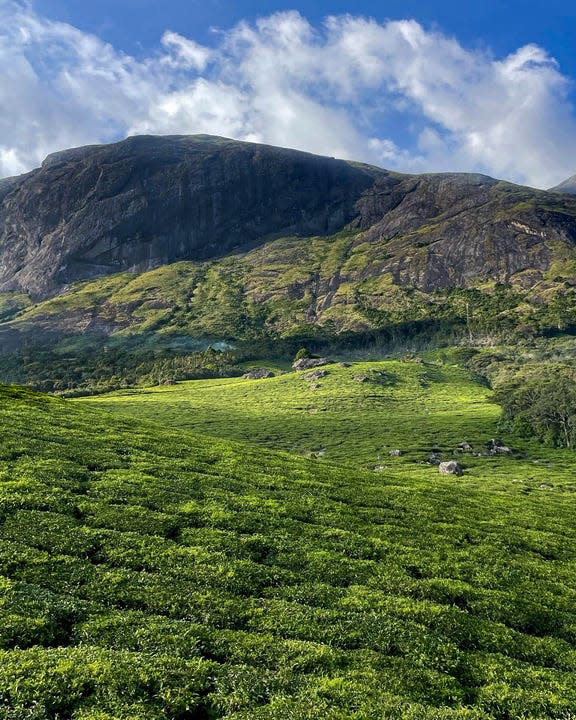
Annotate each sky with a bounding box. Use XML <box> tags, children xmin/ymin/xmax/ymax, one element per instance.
<box><xmin>1</xmin><ymin>0</ymin><xmax>576</xmax><ymax>188</ymax></box>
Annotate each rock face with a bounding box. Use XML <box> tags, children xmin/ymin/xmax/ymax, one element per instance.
<box><xmin>0</xmin><ymin>136</ymin><xmax>380</xmax><ymax>299</ymax></box>
<box><xmin>1</xmin><ymin>135</ymin><xmax>576</xmax><ymax>301</ymax></box>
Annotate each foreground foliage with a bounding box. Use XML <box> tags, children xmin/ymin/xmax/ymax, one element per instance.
<box><xmin>1</xmin><ymin>384</ymin><xmax>576</xmax><ymax>717</ymax></box>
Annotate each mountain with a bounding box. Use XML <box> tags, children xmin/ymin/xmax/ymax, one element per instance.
<box><xmin>1</xmin><ymin>135</ymin><xmax>576</xmax><ymax>301</ymax></box>
<box><xmin>0</xmin><ymin>135</ymin><xmax>382</xmax><ymax>299</ymax></box>
<box><xmin>549</xmin><ymin>174</ymin><xmax>576</xmax><ymax>195</ymax></box>
<box><xmin>1</xmin><ymin>135</ymin><xmax>576</xmax><ymax>392</ymax></box>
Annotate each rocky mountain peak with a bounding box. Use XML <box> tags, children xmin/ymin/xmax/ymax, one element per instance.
<box><xmin>0</xmin><ymin>135</ymin><xmax>575</xmax><ymax>302</ymax></box>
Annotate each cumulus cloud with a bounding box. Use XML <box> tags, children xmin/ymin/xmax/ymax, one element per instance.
<box><xmin>1</xmin><ymin>1</ymin><xmax>576</xmax><ymax>187</ymax></box>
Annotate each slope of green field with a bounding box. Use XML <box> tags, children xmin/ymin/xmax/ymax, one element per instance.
<box><xmin>79</xmin><ymin>358</ymin><xmax>576</xmax><ymax>486</ymax></box>
<box><xmin>79</xmin><ymin>359</ymin><xmax>492</xmax><ymax>467</ymax></box>
<box><xmin>1</xmin><ymin>382</ymin><xmax>576</xmax><ymax>717</ymax></box>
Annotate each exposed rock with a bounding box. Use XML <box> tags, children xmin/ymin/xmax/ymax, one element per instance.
<box><xmin>389</xmin><ymin>449</ymin><xmax>402</xmax><ymax>457</ymax></box>
<box><xmin>340</xmin><ymin>362</ymin><xmax>352</xmax><ymax>368</ymax></box>
<box><xmin>242</xmin><ymin>368</ymin><xmax>274</xmax><ymax>380</ymax></box>
<box><xmin>310</xmin><ymin>383</ymin><xmax>322</xmax><ymax>390</ymax></box>
<box><xmin>0</xmin><ymin>136</ymin><xmax>379</xmax><ymax>299</ymax></box>
<box><xmin>456</xmin><ymin>442</ymin><xmax>473</xmax><ymax>453</ymax></box>
<box><xmin>487</xmin><ymin>439</ymin><xmax>512</xmax><ymax>454</ymax></box>
<box><xmin>302</xmin><ymin>369</ymin><xmax>328</xmax><ymax>381</ymax></box>
<box><xmin>1</xmin><ymin>134</ymin><xmax>576</xmax><ymax>306</ymax></box>
<box><xmin>438</xmin><ymin>461</ymin><xmax>463</xmax><ymax>476</ymax></box>
<box><xmin>427</xmin><ymin>452</ymin><xmax>442</xmax><ymax>465</ymax></box>
<box><xmin>292</xmin><ymin>357</ymin><xmax>331</xmax><ymax>371</ymax></box>
<box><xmin>353</xmin><ymin>375</ymin><xmax>370</xmax><ymax>383</ymax></box>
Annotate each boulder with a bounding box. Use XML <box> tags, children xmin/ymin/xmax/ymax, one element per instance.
<box><xmin>353</xmin><ymin>375</ymin><xmax>370</xmax><ymax>383</ymax></box>
<box><xmin>242</xmin><ymin>368</ymin><xmax>274</xmax><ymax>380</ymax></box>
<box><xmin>456</xmin><ymin>441</ymin><xmax>473</xmax><ymax>453</ymax></box>
<box><xmin>292</xmin><ymin>357</ymin><xmax>331</xmax><ymax>371</ymax></box>
<box><xmin>303</xmin><ymin>369</ymin><xmax>328</xmax><ymax>381</ymax></box>
<box><xmin>487</xmin><ymin>438</ymin><xmax>512</xmax><ymax>454</ymax></box>
<box><xmin>389</xmin><ymin>449</ymin><xmax>402</xmax><ymax>457</ymax></box>
<box><xmin>438</xmin><ymin>461</ymin><xmax>463</xmax><ymax>476</ymax></box>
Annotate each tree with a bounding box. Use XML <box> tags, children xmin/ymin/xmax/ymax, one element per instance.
<box><xmin>496</xmin><ymin>369</ymin><xmax>576</xmax><ymax>449</ymax></box>
<box><xmin>294</xmin><ymin>347</ymin><xmax>313</xmax><ymax>361</ymax></box>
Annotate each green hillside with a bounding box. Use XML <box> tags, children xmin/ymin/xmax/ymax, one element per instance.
<box><xmin>1</xmin><ymin>367</ymin><xmax>576</xmax><ymax>717</ymax></box>
<box><xmin>1</xmin><ymin>227</ymin><xmax>574</xmax><ymax>395</ymax></box>
<box><xmin>79</xmin><ymin>357</ymin><xmax>576</xmax><ymax>483</ymax></box>
<box><xmin>79</xmin><ymin>359</ymin><xmax>494</xmax><ymax>467</ymax></box>
<box><xmin>9</xmin><ymin>231</ymin><xmax>576</xmax><ymax>343</ymax></box>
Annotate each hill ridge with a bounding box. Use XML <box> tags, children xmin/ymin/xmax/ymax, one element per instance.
<box><xmin>1</xmin><ymin>134</ymin><xmax>576</xmax><ymax>302</ymax></box>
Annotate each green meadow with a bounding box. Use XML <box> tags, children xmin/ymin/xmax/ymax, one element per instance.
<box><xmin>1</xmin><ymin>359</ymin><xmax>576</xmax><ymax>717</ymax></box>
<box><xmin>79</xmin><ymin>360</ymin><xmax>497</xmax><ymax>465</ymax></box>
<box><xmin>79</xmin><ymin>357</ymin><xmax>576</xmax><ymax>485</ymax></box>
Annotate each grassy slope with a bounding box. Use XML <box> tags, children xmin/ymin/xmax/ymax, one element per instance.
<box><xmin>5</xmin><ymin>227</ymin><xmax>576</xmax><ymax>343</ymax></box>
<box><xmin>1</xmin><ymin>385</ymin><xmax>576</xmax><ymax>718</ymax></box>
<box><xmin>79</xmin><ymin>359</ymin><xmax>498</xmax><ymax>466</ymax></box>
<box><xmin>79</xmin><ymin>358</ymin><xmax>576</xmax><ymax>486</ymax></box>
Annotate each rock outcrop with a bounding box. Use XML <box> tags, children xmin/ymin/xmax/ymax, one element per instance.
<box><xmin>242</xmin><ymin>368</ymin><xmax>274</xmax><ymax>380</ymax></box>
<box><xmin>0</xmin><ymin>135</ymin><xmax>380</xmax><ymax>299</ymax></box>
<box><xmin>1</xmin><ymin>135</ymin><xmax>576</xmax><ymax>302</ymax></box>
<box><xmin>292</xmin><ymin>358</ymin><xmax>332</xmax><ymax>371</ymax></box>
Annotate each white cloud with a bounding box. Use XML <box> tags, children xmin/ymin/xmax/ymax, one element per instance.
<box><xmin>160</xmin><ymin>31</ymin><xmax>212</xmax><ymax>71</ymax></box>
<box><xmin>1</xmin><ymin>2</ymin><xmax>576</xmax><ymax>187</ymax></box>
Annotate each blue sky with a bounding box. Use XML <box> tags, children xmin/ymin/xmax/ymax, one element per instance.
<box><xmin>34</xmin><ymin>0</ymin><xmax>576</xmax><ymax>75</ymax></box>
<box><xmin>2</xmin><ymin>0</ymin><xmax>576</xmax><ymax>187</ymax></box>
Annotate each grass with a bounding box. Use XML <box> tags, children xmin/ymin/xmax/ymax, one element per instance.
<box><xmin>79</xmin><ymin>360</ymin><xmax>497</xmax><ymax>468</ymax></box>
<box><xmin>78</xmin><ymin>358</ymin><xmax>576</xmax><ymax>491</ymax></box>
<box><xmin>0</xmin><ymin>383</ymin><xmax>576</xmax><ymax>717</ymax></box>
<box><xmin>1</xmin><ymin>358</ymin><xmax>576</xmax><ymax>717</ymax></box>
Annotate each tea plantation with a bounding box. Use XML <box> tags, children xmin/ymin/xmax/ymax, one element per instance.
<box><xmin>1</xmin><ymin>375</ymin><xmax>576</xmax><ymax>718</ymax></box>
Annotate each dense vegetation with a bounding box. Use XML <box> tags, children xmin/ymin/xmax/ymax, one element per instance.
<box><xmin>1</xmin><ymin>229</ymin><xmax>576</xmax><ymax>395</ymax></box>
<box><xmin>495</xmin><ymin>365</ymin><xmax>576</xmax><ymax>449</ymax></box>
<box><xmin>0</xmin><ymin>344</ymin><xmax>241</xmax><ymax>396</ymax></box>
<box><xmin>1</xmin><ymin>362</ymin><xmax>576</xmax><ymax>717</ymax></box>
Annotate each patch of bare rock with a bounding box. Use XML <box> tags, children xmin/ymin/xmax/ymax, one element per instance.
<box><xmin>438</xmin><ymin>461</ymin><xmax>463</xmax><ymax>476</ymax></box>
<box><xmin>242</xmin><ymin>368</ymin><xmax>274</xmax><ymax>380</ymax></box>
<box><xmin>292</xmin><ymin>357</ymin><xmax>332</xmax><ymax>370</ymax></box>
<box><xmin>303</xmin><ymin>370</ymin><xmax>328</xmax><ymax>381</ymax></box>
